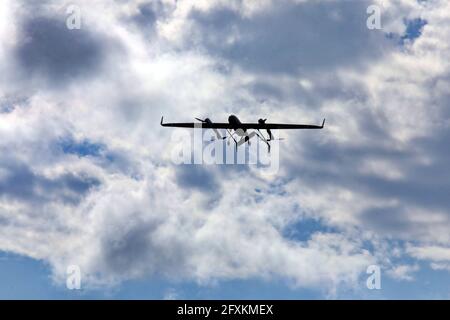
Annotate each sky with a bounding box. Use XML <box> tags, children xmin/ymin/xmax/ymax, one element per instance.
<box><xmin>0</xmin><ymin>0</ymin><xmax>450</xmax><ymax>299</ymax></box>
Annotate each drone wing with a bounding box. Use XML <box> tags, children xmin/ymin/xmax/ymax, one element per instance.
<box><xmin>241</xmin><ymin>119</ymin><xmax>325</xmax><ymax>130</ymax></box>
<box><xmin>160</xmin><ymin>117</ymin><xmax>231</xmax><ymax>129</ymax></box>
<box><xmin>161</xmin><ymin>117</ymin><xmax>325</xmax><ymax>130</ymax></box>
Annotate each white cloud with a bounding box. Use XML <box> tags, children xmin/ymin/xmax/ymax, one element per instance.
<box><xmin>408</xmin><ymin>246</ymin><xmax>450</xmax><ymax>262</ymax></box>
<box><xmin>387</xmin><ymin>264</ymin><xmax>419</xmax><ymax>281</ymax></box>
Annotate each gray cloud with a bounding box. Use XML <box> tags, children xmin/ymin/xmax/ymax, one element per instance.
<box><xmin>189</xmin><ymin>0</ymin><xmax>391</xmax><ymax>75</ymax></box>
<box><xmin>175</xmin><ymin>165</ymin><xmax>219</xmax><ymax>193</ymax></box>
<box><xmin>100</xmin><ymin>218</ymin><xmax>189</xmax><ymax>279</ymax></box>
<box><xmin>0</xmin><ymin>158</ymin><xmax>100</xmax><ymax>205</ymax></box>
<box><xmin>127</xmin><ymin>1</ymin><xmax>168</xmax><ymax>32</ymax></box>
<box><xmin>13</xmin><ymin>13</ymin><xmax>118</xmax><ymax>87</ymax></box>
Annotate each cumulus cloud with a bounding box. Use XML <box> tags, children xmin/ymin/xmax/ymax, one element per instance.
<box><xmin>387</xmin><ymin>264</ymin><xmax>419</xmax><ymax>282</ymax></box>
<box><xmin>1</xmin><ymin>0</ymin><xmax>450</xmax><ymax>297</ymax></box>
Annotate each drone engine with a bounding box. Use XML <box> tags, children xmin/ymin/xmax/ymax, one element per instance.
<box><xmin>258</xmin><ymin>118</ymin><xmax>273</xmax><ymax>140</ymax></box>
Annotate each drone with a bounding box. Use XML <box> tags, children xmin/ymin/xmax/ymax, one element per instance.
<box><xmin>161</xmin><ymin>114</ymin><xmax>325</xmax><ymax>152</ymax></box>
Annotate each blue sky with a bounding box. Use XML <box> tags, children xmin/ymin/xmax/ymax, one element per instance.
<box><xmin>1</xmin><ymin>0</ymin><xmax>450</xmax><ymax>299</ymax></box>
<box><xmin>2</xmin><ymin>250</ymin><xmax>449</xmax><ymax>299</ymax></box>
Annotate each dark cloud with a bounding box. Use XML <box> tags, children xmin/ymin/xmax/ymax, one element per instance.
<box><xmin>360</xmin><ymin>206</ymin><xmax>416</xmax><ymax>235</ymax></box>
<box><xmin>248</xmin><ymin>72</ymin><xmax>370</xmax><ymax>109</ymax></box>
<box><xmin>247</xmin><ymin>82</ymin><xmax>283</xmax><ymax>101</ymax></box>
<box><xmin>0</xmin><ymin>158</ymin><xmax>100</xmax><ymax>205</ymax></box>
<box><xmin>189</xmin><ymin>0</ymin><xmax>391</xmax><ymax>75</ymax></box>
<box><xmin>283</xmin><ymin>107</ymin><xmax>450</xmax><ymax>238</ymax></box>
<box><xmin>287</xmin><ymin>137</ymin><xmax>450</xmax><ymax>209</ymax></box>
<box><xmin>175</xmin><ymin>165</ymin><xmax>219</xmax><ymax>193</ymax></box>
<box><xmin>124</xmin><ymin>0</ymin><xmax>175</xmax><ymax>36</ymax></box>
<box><xmin>129</xmin><ymin>2</ymin><xmax>158</xmax><ymax>31</ymax></box>
<box><xmin>100</xmin><ymin>218</ymin><xmax>188</xmax><ymax>278</ymax></box>
<box><xmin>14</xmin><ymin>15</ymin><xmax>114</xmax><ymax>86</ymax></box>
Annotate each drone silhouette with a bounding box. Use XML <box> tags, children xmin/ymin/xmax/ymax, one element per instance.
<box><xmin>161</xmin><ymin>114</ymin><xmax>325</xmax><ymax>152</ymax></box>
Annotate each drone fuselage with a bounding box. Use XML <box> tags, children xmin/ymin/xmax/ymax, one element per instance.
<box><xmin>228</xmin><ymin>115</ymin><xmax>247</xmax><ymax>136</ymax></box>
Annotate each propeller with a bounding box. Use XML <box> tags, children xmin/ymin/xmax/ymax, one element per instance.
<box><xmin>196</xmin><ymin>117</ymin><xmax>227</xmax><ymax>140</ymax></box>
<box><xmin>258</xmin><ymin>118</ymin><xmax>273</xmax><ymax>140</ymax></box>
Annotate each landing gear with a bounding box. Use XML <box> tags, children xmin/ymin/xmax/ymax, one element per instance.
<box><xmin>224</xmin><ymin>129</ymin><xmax>271</xmax><ymax>153</ymax></box>
<box><xmin>226</xmin><ymin>129</ymin><xmax>238</xmax><ymax>151</ymax></box>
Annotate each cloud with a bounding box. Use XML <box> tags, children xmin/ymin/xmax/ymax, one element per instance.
<box><xmin>0</xmin><ymin>158</ymin><xmax>100</xmax><ymax>205</ymax></box>
<box><xmin>408</xmin><ymin>246</ymin><xmax>450</xmax><ymax>262</ymax></box>
<box><xmin>387</xmin><ymin>264</ymin><xmax>419</xmax><ymax>281</ymax></box>
<box><xmin>175</xmin><ymin>165</ymin><xmax>219</xmax><ymax>193</ymax></box>
<box><xmin>185</xmin><ymin>0</ymin><xmax>392</xmax><ymax>75</ymax></box>
<box><xmin>1</xmin><ymin>0</ymin><xmax>450</xmax><ymax>297</ymax></box>
<box><xmin>15</xmin><ymin>17</ymin><xmax>105</xmax><ymax>84</ymax></box>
